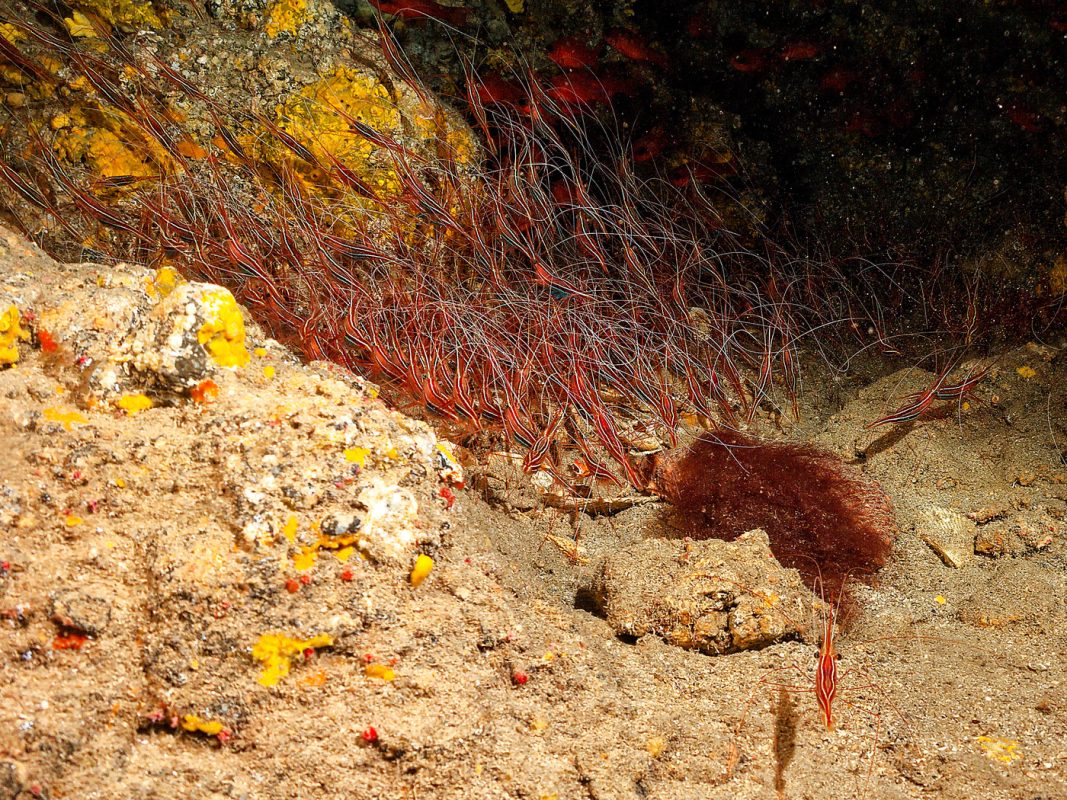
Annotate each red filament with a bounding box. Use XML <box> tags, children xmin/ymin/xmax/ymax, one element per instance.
<box><xmin>651</xmin><ymin>430</ymin><xmax>896</xmax><ymax>604</ymax></box>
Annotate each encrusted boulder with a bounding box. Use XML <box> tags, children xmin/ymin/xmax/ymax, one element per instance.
<box><xmin>588</xmin><ymin>529</ymin><xmax>819</xmax><ymax>655</ymax></box>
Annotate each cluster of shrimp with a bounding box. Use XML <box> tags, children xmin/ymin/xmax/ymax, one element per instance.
<box><xmin>0</xmin><ymin>4</ymin><xmax>890</xmax><ymax>488</ymax></box>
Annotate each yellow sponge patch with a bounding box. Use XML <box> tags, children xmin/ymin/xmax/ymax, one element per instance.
<box><xmin>197</xmin><ymin>288</ymin><xmax>250</xmax><ymax>369</ymax></box>
<box><xmin>252</xmin><ymin>632</ymin><xmax>333</xmax><ymax>687</ymax></box>
<box><xmin>265</xmin><ymin>0</ymin><xmax>312</xmax><ymax>38</ymax></box>
<box><xmin>181</xmin><ymin>714</ymin><xmax>225</xmax><ymax>736</ymax></box>
<box><xmin>0</xmin><ymin>305</ymin><xmax>29</xmax><ymax>366</ymax></box>
<box><xmin>274</xmin><ymin>66</ymin><xmax>404</xmax><ymax>199</ymax></box>
<box><xmin>69</xmin><ymin>0</ymin><xmax>165</xmax><ymax>29</ymax></box>
<box><xmin>51</xmin><ymin>107</ymin><xmax>168</xmax><ymax>181</ymax></box>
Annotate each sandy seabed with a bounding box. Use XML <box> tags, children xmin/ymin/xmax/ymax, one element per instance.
<box><xmin>0</xmin><ymin>229</ymin><xmax>1064</xmax><ymax>800</ymax></box>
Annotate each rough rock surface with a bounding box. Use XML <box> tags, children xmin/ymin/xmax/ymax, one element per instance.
<box><xmin>589</xmin><ymin>530</ymin><xmax>819</xmax><ymax>655</ymax></box>
<box><xmin>0</xmin><ymin>229</ymin><xmax>1065</xmax><ymax>800</ymax></box>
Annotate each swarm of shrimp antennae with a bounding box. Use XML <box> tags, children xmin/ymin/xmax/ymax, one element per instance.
<box><xmin>0</xmin><ymin>4</ymin><xmax>876</xmax><ymax>487</ymax></box>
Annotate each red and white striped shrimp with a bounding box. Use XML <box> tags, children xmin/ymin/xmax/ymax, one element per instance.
<box><xmin>728</xmin><ymin>589</ymin><xmax>920</xmax><ymax>800</ymax></box>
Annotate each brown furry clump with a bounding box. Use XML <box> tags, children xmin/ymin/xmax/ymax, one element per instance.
<box><xmin>650</xmin><ymin>430</ymin><xmax>896</xmax><ymax>606</ymax></box>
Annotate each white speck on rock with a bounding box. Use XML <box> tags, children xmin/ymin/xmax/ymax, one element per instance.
<box><xmin>355</xmin><ymin>478</ymin><xmax>420</xmax><ymax>564</ymax></box>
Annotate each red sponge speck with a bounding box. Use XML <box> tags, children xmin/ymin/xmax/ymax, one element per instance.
<box><xmin>651</xmin><ymin>430</ymin><xmax>896</xmax><ymax>608</ymax></box>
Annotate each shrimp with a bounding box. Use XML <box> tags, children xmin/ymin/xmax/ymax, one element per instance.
<box><xmin>727</xmin><ymin>591</ymin><xmax>919</xmax><ymax>800</ymax></box>
<box><xmin>867</xmin><ymin>359</ymin><xmax>992</xmax><ymax>429</ymax></box>
<box><xmin>814</xmin><ymin>603</ymin><xmax>839</xmax><ymax>730</ymax></box>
